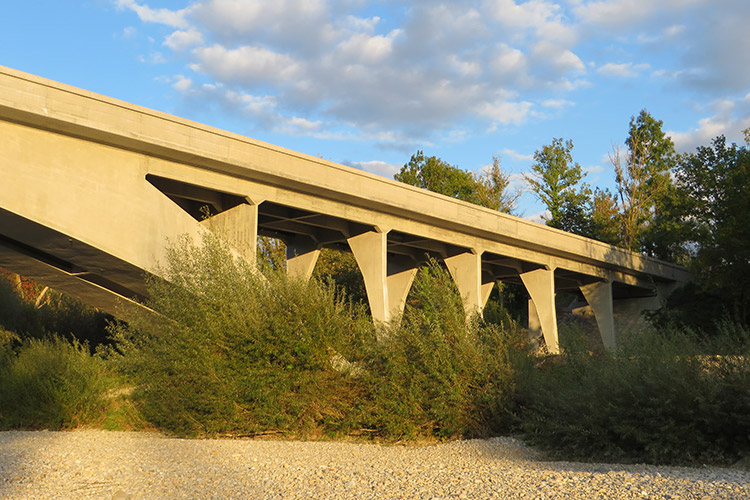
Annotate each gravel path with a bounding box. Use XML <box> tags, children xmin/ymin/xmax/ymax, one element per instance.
<box><xmin>1</xmin><ymin>430</ymin><xmax>748</xmax><ymax>499</ymax></box>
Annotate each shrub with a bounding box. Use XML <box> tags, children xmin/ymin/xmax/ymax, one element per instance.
<box><xmin>354</xmin><ymin>261</ymin><xmax>524</xmax><ymax>440</ymax></box>
<box><xmin>0</xmin><ymin>269</ymin><xmax>113</xmax><ymax>349</ymax></box>
<box><xmin>112</xmin><ymin>235</ymin><xmax>525</xmax><ymax>440</ymax></box>
<box><xmin>110</xmin><ymin>234</ymin><xmax>375</xmax><ymax>437</ymax></box>
<box><xmin>517</xmin><ymin>324</ymin><xmax>750</xmax><ymax>465</ymax></box>
<box><xmin>0</xmin><ymin>336</ymin><xmax>110</xmax><ymax>430</ymax></box>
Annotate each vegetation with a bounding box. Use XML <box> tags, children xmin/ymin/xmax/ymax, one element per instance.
<box><xmin>0</xmin><ymin>335</ymin><xmax>110</xmax><ymax>430</ymax></box>
<box><xmin>525</xmin><ymin>138</ymin><xmax>590</xmax><ymax>233</ymax></box>
<box><xmin>106</xmin><ymin>235</ymin><xmax>522</xmax><ymax>439</ymax></box>
<box><xmin>517</xmin><ymin>324</ymin><xmax>750</xmax><ymax>465</ymax></box>
<box><xmin>395</xmin><ymin>151</ymin><xmax>517</xmax><ymax>213</ymax></box>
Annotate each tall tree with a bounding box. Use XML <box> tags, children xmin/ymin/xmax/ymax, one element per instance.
<box><xmin>525</xmin><ymin>138</ymin><xmax>591</xmax><ymax>234</ymax></box>
<box><xmin>673</xmin><ymin>134</ymin><xmax>750</xmax><ymax>325</ymax></box>
<box><xmin>395</xmin><ymin>151</ymin><xmax>516</xmax><ymax>213</ymax></box>
<box><xmin>586</xmin><ymin>188</ymin><xmax>621</xmax><ymax>246</ymax></box>
<box><xmin>611</xmin><ymin>110</ymin><xmax>677</xmax><ymax>252</ymax></box>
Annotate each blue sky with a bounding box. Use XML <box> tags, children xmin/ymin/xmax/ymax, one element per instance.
<box><xmin>2</xmin><ymin>0</ymin><xmax>749</xmax><ymax>219</ymax></box>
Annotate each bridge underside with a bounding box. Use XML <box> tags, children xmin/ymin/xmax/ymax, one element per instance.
<box><xmin>0</xmin><ymin>67</ymin><xmax>690</xmax><ymax>353</ymax></box>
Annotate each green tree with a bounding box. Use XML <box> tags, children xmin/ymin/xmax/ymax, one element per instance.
<box><xmin>395</xmin><ymin>151</ymin><xmax>516</xmax><ymax>213</ymax></box>
<box><xmin>673</xmin><ymin>134</ymin><xmax>750</xmax><ymax>325</ymax></box>
<box><xmin>612</xmin><ymin>110</ymin><xmax>677</xmax><ymax>252</ymax></box>
<box><xmin>587</xmin><ymin>188</ymin><xmax>621</xmax><ymax>246</ymax></box>
<box><xmin>525</xmin><ymin>138</ymin><xmax>591</xmax><ymax>234</ymax></box>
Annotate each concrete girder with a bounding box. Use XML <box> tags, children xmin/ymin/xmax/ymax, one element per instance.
<box><xmin>521</xmin><ymin>268</ymin><xmax>559</xmax><ymax>354</ymax></box>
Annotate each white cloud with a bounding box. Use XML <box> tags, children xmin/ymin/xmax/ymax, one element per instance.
<box><xmin>597</xmin><ymin>62</ymin><xmax>650</xmax><ymax>78</ymax></box>
<box><xmin>164</xmin><ymin>29</ymin><xmax>204</xmax><ymax>51</ymax></box>
<box><xmin>501</xmin><ymin>148</ymin><xmax>534</xmax><ymax>161</ymax></box>
<box><xmin>116</xmin><ymin>0</ymin><xmax>191</xmax><ymax>28</ymax></box>
<box><xmin>541</xmin><ymin>99</ymin><xmax>574</xmax><ymax>109</ymax></box>
<box><xmin>172</xmin><ymin>75</ymin><xmax>193</xmax><ymax>92</ymax></box>
<box><xmin>525</xmin><ymin>209</ymin><xmax>550</xmax><ymax>224</ymax></box>
<box><xmin>137</xmin><ymin>52</ymin><xmax>167</xmax><ymax>64</ymax></box>
<box><xmin>667</xmin><ymin>96</ymin><xmax>750</xmax><ymax>153</ymax></box>
<box><xmin>349</xmin><ymin>160</ymin><xmax>401</xmax><ymax>178</ymax></box>
<box><xmin>476</xmin><ymin>98</ymin><xmax>535</xmax><ymax>127</ymax></box>
<box><xmin>115</xmin><ymin>0</ymin><xmax>597</xmax><ymax>146</ymax></box>
<box><xmin>191</xmin><ymin>44</ymin><xmax>302</xmax><ymax>87</ymax></box>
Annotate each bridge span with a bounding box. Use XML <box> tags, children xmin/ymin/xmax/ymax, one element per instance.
<box><xmin>0</xmin><ymin>66</ymin><xmax>690</xmax><ymax>353</ymax></box>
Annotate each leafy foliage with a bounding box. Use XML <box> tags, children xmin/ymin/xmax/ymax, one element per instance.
<box><xmin>110</xmin><ymin>234</ymin><xmax>374</xmax><ymax>437</ymax></box>
<box><xmin>110</xmin><ymin>236</ymin><xmax>523</xmax><ymax>439</ymax></box>
<box><xmin>517</xmin><ymin>325</ymin><xmax>750</xmax><ymax>465</ymax></box>
<box><xmin>0</xmin><ymin>269</ymin><xmax>113</xmax><ymax>349</ymax></box>
<box><xmin>526</xmin><ymin>138</ymin><xmax>591</xmax><ymax>233</ymax></box>
<box><xmin>363</xmin><ymin>261</ymin><xmax>524</xmax><ymax>439</ymax></box>
<box><xmin>612</xmin><ymin>110</ymin><xmax>677</xmax><ymax>252</ymax></box>
<box><xmin>658</xmin><ymin>135</ymin><xmax>750</xmax><ymax>326</ymax></box>
<box><xmin>395</xmin><ymin>151</ymin><xmax>516</xmax><ymax>213</ymax></box>
<box><xmin>0</xmin><ymin>336</ymin><xmax>110</xmax><ymax>430</ymax></box>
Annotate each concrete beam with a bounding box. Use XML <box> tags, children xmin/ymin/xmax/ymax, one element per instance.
<box><xmin>521</xmin><ymin>268</ymin><xmax>559</xmax><ymax>354</ymax></box>
<box><xmin>580</xmin><ymin>280</ymin><xmax>616</xmax><ymax>351</ymax></box>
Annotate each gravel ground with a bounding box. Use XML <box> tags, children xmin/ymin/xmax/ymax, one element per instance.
<box><xmin>1</xmin><ymin>430</ymin><xmax>748</xmax><ymax>500</ymax></box>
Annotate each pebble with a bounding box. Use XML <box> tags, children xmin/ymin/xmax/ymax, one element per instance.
<box><xmin>0</xmin><ymin>431</ymin><xmax>748</xmax><ymax>499</ymax></box>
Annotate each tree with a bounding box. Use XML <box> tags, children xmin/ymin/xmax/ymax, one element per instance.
<box><xmin>672</xmin><ymin>134</ymin><xmax>750</xmax><ymax>325</ymax></box>
<box><xmin>525</xmin><ymin>138</ymin><xmax>591</xmax><ymax>234</ymax></box>
<box><xmin>611</xmin><ymin>110</ymin><xmax>677</xmax><ymax>252</ymax></box>
<box><xmin>586</xmin><ymin>188</ymin><xmax>621</xmax><ymax>246</ymax></box>
<box><xmin>395</xmin><ymin>151</ymin><xmax>516</xmax><ymax>213</ymax></box>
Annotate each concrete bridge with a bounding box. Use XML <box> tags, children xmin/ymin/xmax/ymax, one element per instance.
<box><xmin>0</xmin><ymin>66</ymin><xmax>690</xmax><ymax>353</ymax></box>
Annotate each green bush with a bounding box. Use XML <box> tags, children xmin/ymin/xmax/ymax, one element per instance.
<box><xmin>362</xmin><ymin>262</ymin><xmax>524</xmax><ymax>439</ymax></box>
<box><xmin>110</xmin><ymin>234</ymin><xmax>375</xmax><ymax>437</ymax></box>
<box><xmin>112</xmin><ymin>235</ymin><xmax>524</xmax><ymax>440</ymax></box>
<box><xmin>0</xmin><ymin>336</ymin><xmax>110</xmax><ymax>430</ymax></box>
<box><xmin>517</xmin><ymin>324</ymin><xmax>750</xmax><ymax>465</ymax></box>
<box><xmin>0</xmin><ymin>270</ymin><xmax>113</xmax><ymax>349</ymax></box>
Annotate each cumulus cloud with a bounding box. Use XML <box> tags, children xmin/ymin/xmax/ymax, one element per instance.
<box><xmin>348</xmin><ymin>160</ymin><xmax>401</xmax><ymax>178</ymax></box>
<box><xmin>116</xmin><ymin>0</ymin><xmax>191</xmax><ymax>28</ymax></box>
<box><xmin>164</xmin><ymin>29</ymin><xmax>204</xmax><ymax>51</ymax></box>
<box><xmin>501</xmin><ymin>148</ymin><xmax>534</xmax><ymax>161</ymax></box>
<box><xmin>114</xmin><ymin>0</ymin><xmax>594</xmax><ymax>147</ymax></box>
<box><xmin>597</xmin><ymin>62</ymin><xmax>650</xmax><ymax>78</ymax></box>
<box><xmin>115</xmin><ymin>0</ymin><xmax>750</xmax><ymax>150</ymax></box>
<box><xmin>667</xmin><ymin>95</ymin><xmax>750</xmax><ymax>153</ymax></box>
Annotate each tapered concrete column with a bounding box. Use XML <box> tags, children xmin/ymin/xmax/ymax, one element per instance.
<box><xmin>444</xmin><ymin>249</ymin><xmax>490</xmax><ymax>317</ymax></box>
<box><xmin>201</xmin><ymin>203</ymin><xmax>258</xmax><ymax>265</ymax></box>
<box><xmin>528</xmin><ymin>299</ymin><xmax>542</xmax><ymax>339</ymax></box>
<box><xmin>286</xmin><ymin>235</ymin><xmax>320</xmax><ymax>280</ymax></box>
<box><xmin>580</xmin><ymin>281</ymin><xmax>616</xmax><ymax>351</ymax></box>
<box><xmin>520</xmin><ymin>268</ymin><xmax>559</xmax><ymax>354</ymax></box>
<box><xmin>387</xmin><ymin>255</ymin><xmax>418</xmax><ymax>322</ymax></box>
<box><xmin>348</xmin><ymin>229</ymin><xmax>389</xmax><ymax>323</ymax></box>
<box><xmin>348</xmin><ymin>229</ymin><xmax>418</xmax><ymax>325</ymax></box>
